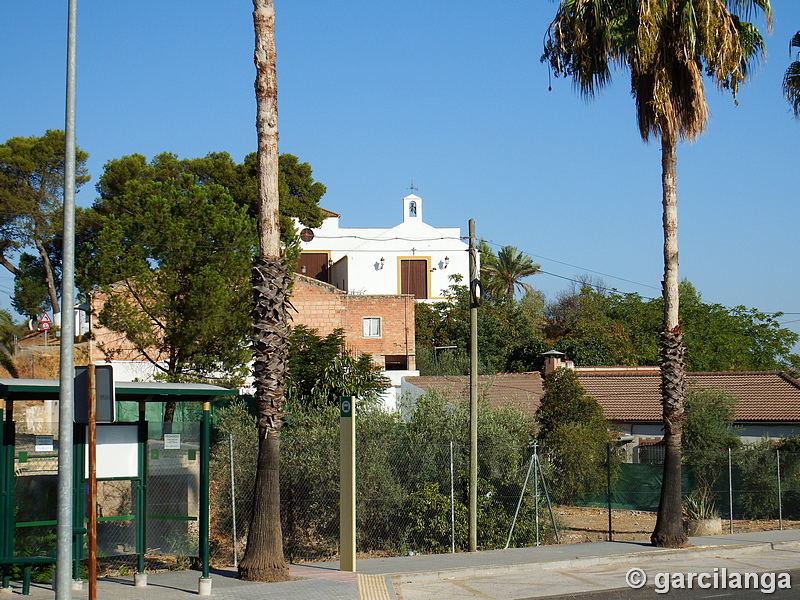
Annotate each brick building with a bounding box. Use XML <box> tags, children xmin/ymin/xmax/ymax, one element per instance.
<box><xmin>291</xmin><ymin>274</ymin><xmax>416</xmax><ymax>371</ymax></box>
<box><xmin>290</xmin><ymin>274</ymin><xmax>417</xmax><ymax>410</ymax></box>
<box><xmin>84</xmin><ymin>274</ymin><xmax>417</xmax><ymax>410</ymax></box>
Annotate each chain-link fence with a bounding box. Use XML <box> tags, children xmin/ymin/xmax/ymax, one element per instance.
<box><xmin>209</xmin><ymin>407</ymin><xmax>800</xmax><ymax>565</ymax></box>
<box><xmin>12</xmin><ymin>410</ymin><xmax>800</xmax><ymax>571</ymax></box>
<box><xmin>211</xmin><ymin>433</ymin><xmax>559</xmax><ymax>565</ymax></box>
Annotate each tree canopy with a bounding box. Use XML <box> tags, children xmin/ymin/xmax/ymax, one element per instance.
<box><xmin>285</xmin><ymin>325</ymin><xmax>389</xmax><ymax>409</ymax></box>
<box><xmin>416</xmin><ymin>277</ymin><xmax>799</xmax><ymax>377</ymax></box>
<box><xmin>683</xmin><ymin>385</ymin><xmax>741</xmax><ymax>459</ymax></box>
<box><xmin>95</xmin><ymin>150</ymin><xmax>325</xmax><ymax>262</ymax></box>
<box><xmin>415</xmin><ymin>276</ymin><xmax>546</xmax><ymax>375</ymax></box>
<box><xmin>536</xmin><ymin>367</ymin><xmax>616</xmax><ymax>503</ymax></box>
<box><xmin>89</xmin><ymin>175</ymin><xmax>255</xmax><ymax>389</ymax></box>
<box><xmin>0</xmin><ymin>130</ymin><xmax>89</xmax><ymax>316</ymax></box>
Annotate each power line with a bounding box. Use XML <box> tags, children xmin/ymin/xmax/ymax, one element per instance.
<box><xmin>481</xmin><ymin>237</ymin><xmax>660</xmax><ymax>292</ymax></box>
<box><xmin>480</xmin><ymin>238</ymin><xmax>800</xmax><ymax>324</ymax></box>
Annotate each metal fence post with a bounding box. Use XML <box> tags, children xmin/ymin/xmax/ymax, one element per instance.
<box><xmin>450</xmin><ymin>441</ymin><xmax>455</xmax><ymax>553</ymax></box>
<box><xmin>0</xmin><ymin>402</ymin><xmax>8</xmax><ymax>562</ymax></box>
<box><xmin>606</xmin><ymin>443</ymin><xmax>613</xmax><ymax>542</ymax></box>
<box><xmin>728</xmin><ymin>448</ymin><xmax>733</xmax><ymax>534</ymax></box>
<box><xmin>534</xmin><ymin>443</ymin><xmax>540</xmax><ymax>547</ymax></box>
<box><xmin>777</xmin><ymin>448</ymin><xmax>783</xmax><ymax>531</ymax></box>
<box><xmin>136</xmin><ymin>403</ymin><xmax>147</xmax><ymax>577</ymax></box>
<box><xmin>229</xmin><ymin>433</ymin><xmax>239</xmax><ymax>566</ymax></box>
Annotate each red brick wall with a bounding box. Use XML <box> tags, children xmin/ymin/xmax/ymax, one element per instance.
<box><xmin>90</xmin><ymin>287</ymin><xmax>166</xmax><ymax>364</ymax></box>
<box><xmin>291</xmin><ymin>275</ymin><xmax>416</xmax><ymax>369</ymax></box>
<box><xmin>90</xmin><ymin>275</ymin><xmax>417</xmax><ymax>371</ymax></box>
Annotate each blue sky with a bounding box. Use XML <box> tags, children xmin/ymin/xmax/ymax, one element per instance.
<box><xmin>2</xmin><ymin>2</ymin><xmax>799</xmax><ymax>344</ymax></box>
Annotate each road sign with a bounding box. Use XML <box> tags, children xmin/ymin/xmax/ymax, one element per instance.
<box><xmin>39</xmin><ymin>312</ymin><xmax>52</xmax><ymax>331</ymax></box>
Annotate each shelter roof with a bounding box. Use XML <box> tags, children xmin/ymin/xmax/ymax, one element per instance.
<box><xmin>0</xmin><ymin>378</ymin><xmax>236</xmax><ymax>403</ymax></box>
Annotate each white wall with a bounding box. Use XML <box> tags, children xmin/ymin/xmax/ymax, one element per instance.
<box><xmin>298</xmin><ymin>194</ymin><xmax>472</xmax><ymax>299</ymax></box>
<box><xmin>380</xmin><ymin>369</ymin><xmax>420</xmax><ymax>413</ymax></box>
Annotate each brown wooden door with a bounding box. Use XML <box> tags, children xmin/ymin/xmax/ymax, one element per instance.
<box><xmin>296</xmin><ymin>253</ymin><xmax>329</xmax><ymax>283</ymax></box>
<box><xmin>400</xmin><ymin>259</ymin><xmax>428</xmax><ymax>299</ymax></box>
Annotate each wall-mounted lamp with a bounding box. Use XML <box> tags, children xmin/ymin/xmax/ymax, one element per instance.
<box><xmin>300</xmin><ymin>265</ymin><xmax>307</xmax><ymax>274</ymax></box>
<box><xmin>444</xmin><ymin>256</ymin><xmax>450</xmax><ymax>268</ymax></box>
<box><xmin>379</xmin><ymin>257</ymin><xmax>385</xmax><ymax>270</ymax></box>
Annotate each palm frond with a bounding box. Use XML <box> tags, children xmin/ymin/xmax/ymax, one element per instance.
<box><xmin>482</xmin><ymin>246</ymin><xmax>540</xmax><ymax>299</ymax></box>
<box><xmin>790</xmin><ymin>31</ymin><xmax>800</xmax><ymax>53</ymax></box>
<box><xmin>726</xmin><ymin>0</ymin><xmax>773</xmax><ymax>32</ymax></box>
<box><xmin>735</xmin><ymin>21</ymin><xmax>767</xmax><ymax>80</ymax></box>
<box><xmin>783</xmin><ymin>61</ymin><xmax>800</xmax><ymax>119</ymax></box>
<box><xmin>545</xmin><ymin>0</ymin><xmax>769</xmax><ymax>141</ymax></box>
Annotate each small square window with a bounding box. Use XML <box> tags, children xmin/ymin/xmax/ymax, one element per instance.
<box><xmin>362</xmin><ymin>317</ymin><xmax>381</xmax><ymax>338</ymax></box>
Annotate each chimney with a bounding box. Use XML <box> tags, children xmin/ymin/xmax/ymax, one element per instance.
<box><xmin>541</xmin><ymin>349</ymin><xmax>567</xmax><ymax>373</ymax></box>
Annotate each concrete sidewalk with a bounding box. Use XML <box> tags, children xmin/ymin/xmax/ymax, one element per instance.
<box><xmin>7</xmin><ymin>529</ymin><xmax>800</xmax><ymax>599</ymax></box>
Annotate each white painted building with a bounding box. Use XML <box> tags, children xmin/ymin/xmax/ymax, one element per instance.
<box><xmin>296</xmin><ymin>194</ymin><xmax>471</xmax><ymax>301</ymax></box>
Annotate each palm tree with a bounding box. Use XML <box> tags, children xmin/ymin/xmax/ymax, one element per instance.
<box><xmin>481</xmin><ymin>245</ymin><xmax>540</xmax><ymax>300</ymax></box>
<box><xmin>238</xmin><ymin>0</ymin><xmax>290</xmax><ymax>582</ymax></box>
<box><xmin>784</xmin><ymin>31</ymin><xmax>800</xmax><ymax>118</ymax></box>
<box><xmin>543</xmin><ymin>0</ymin><xmax>771</xmax><ymax>547</ymax></box>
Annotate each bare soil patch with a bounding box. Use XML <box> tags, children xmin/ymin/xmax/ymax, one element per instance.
<box><xmin>555</xmin><ymin>505</ymin><xmax>800</xmax><ymax>543</ymax></box>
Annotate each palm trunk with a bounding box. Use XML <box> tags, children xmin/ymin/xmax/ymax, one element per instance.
<box><xmin>651</xmin><ymin>136</ymin><xmax>688</xmax><ymax>548</ymax></box>
<box><xmin>238</xmin><ymin>0</ymin><xmax>291</xmax><ymax>582</ymax></box>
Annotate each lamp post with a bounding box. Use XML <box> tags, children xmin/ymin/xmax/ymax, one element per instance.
<box><xmin>57</xmin><ymin>1</ymin><xmax>78</xmax><ymax>596</ymax></box>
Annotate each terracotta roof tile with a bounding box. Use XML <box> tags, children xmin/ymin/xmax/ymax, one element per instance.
<box><xmin>578</xmin><ymin>371</ymin><xmax>800</xmax><ymax>423</ymax></box>
<box><xmin>405</xmin><ymin>371</ymin><xmax>800</xmax><ymax>424</ymax></box>
<box><xmin>403</xmin><ymin>374</ymin><xmax>544</xmax><ymax>418</ymax></box>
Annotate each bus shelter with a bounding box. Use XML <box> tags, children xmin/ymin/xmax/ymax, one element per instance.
<box><xmin>0</xmin><ymin>378</ymin><xmax>236</xmax><ymax>594</ymax></box>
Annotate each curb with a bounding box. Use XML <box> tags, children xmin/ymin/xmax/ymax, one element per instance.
<box><xmin>387</xmin><ymin>541</ymin><xmax>797</xmax><ymax>585</ymax></box>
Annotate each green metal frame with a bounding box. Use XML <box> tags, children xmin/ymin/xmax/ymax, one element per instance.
<box><xmin>200</xmin><ymin>402</ymin><xmax>211</xmax><ymax>579</ymax></box>
<box><xmin>0</xmin><ymin>378</ymin><xmax>235</xmax><ymax>584</ymax></box>
<box><xmin>136</xmin><ymin>403</ymin><xmax>147</xmax><ymax>575</ymax></box>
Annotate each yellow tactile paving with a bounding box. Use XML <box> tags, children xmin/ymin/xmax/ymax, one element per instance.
<box><xmin>357</xmin><ymin>573</ymin><xmax>392</xmax><ymax>600</ymax></box>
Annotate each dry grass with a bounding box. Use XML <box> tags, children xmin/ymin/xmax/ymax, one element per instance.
<box><xmin>11</xmin><ymin>337</ymin><xmax>90</xmax><ymax>379</ymax></box>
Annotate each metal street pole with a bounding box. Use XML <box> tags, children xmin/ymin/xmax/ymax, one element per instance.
<box><xmin>468</xmin><ymin>219</ymin><xmax>478</xmax><ymax>552</ymax></box>
<box><xmin>56</xmin><ymin>0</ymin><xmax>78</xmax><ymax>597</ymax></box>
